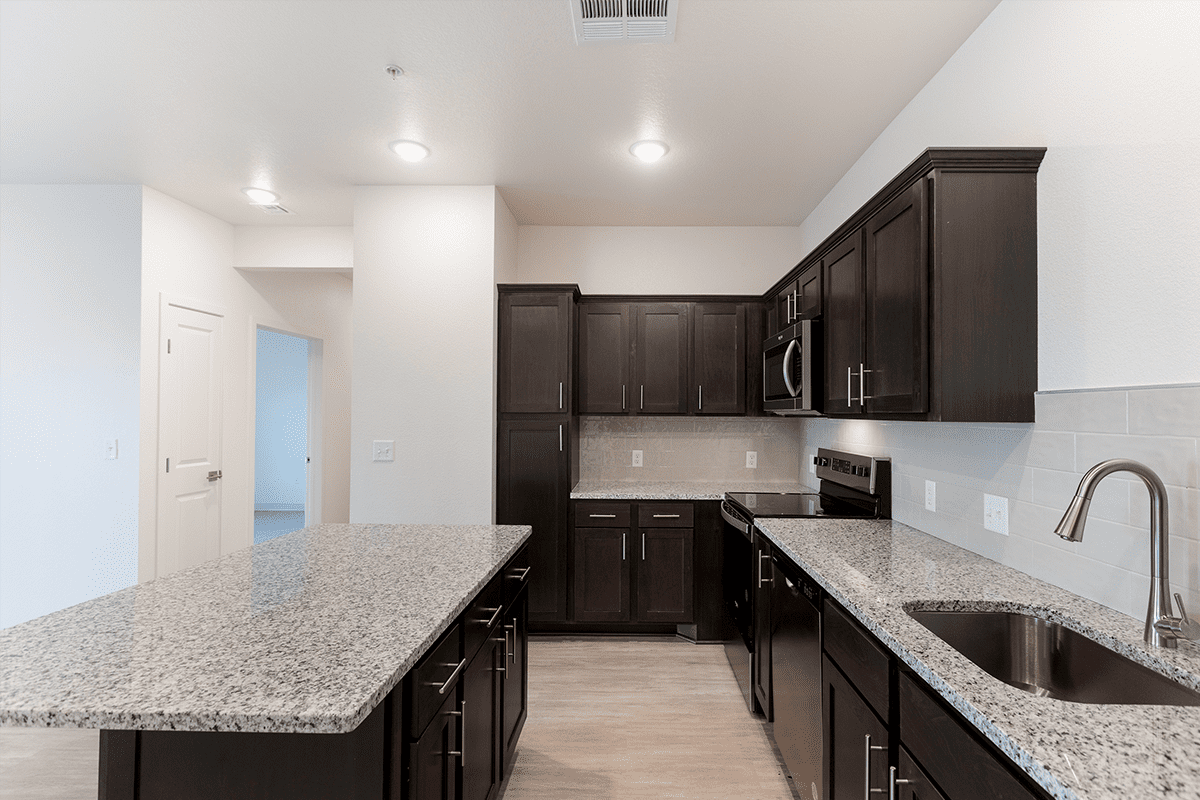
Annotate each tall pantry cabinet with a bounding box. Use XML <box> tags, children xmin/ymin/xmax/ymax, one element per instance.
<box><xmin>495</xmin><ymin>285</ymin><xmax>579</xmax><ymax>625</ymax></box>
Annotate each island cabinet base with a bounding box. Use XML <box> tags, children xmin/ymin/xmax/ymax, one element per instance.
<box><xmin>99</xmin><ymin>699</ymin><xmax>387</xmax><ymax>800</ymax></box>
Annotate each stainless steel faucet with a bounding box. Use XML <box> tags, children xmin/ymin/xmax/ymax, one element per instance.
<box><xmin>1055</xmin><ymin>458</ymin><xmax>1199</xmax><ymax>648</ymax></box>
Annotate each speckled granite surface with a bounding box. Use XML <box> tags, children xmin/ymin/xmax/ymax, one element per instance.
<box><xmin>571</xmin><ymin>479</ymin><xmax>808</xmax><ymax>500</ymax></box>
<box><xmin>0</xmin><ymin>524</ymin><xmax>530</xmax><ymax>734</ymax></box>
<box><xmin>755</xmin><ymin>517</ymin><xmax>1200</xmax><ymax>800</ymax></box>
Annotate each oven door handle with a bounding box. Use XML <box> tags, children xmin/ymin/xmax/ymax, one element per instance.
<box><xmin>720</xmin><ymin>501</ymin><xmax>750</xmax><ymax>535</ymax></box>
<box><xmin>781</xmin><ymin>339</ymin><xmax>800</xmax><ymax>398</ymax></box>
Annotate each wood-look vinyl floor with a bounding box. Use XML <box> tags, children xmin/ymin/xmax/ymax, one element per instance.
<box><xmin>502</xmin><ymin>637</ymin><xmax>798</xmax><ymax>800</ymax></box>
<box><xmin>0</xmin><ymin>637</ymin><xmax>798</xmax><ymax>800</ymax></box>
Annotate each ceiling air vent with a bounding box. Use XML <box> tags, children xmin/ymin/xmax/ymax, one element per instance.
<box><xmin>571</xmin><ymin>0</ymin><xmax>676</xmax><ymax>44</ymax></box>
<box><xmin>256</xmin><ymin>204</ymin><xmax>291</xmax><ymax>215</ymax></box>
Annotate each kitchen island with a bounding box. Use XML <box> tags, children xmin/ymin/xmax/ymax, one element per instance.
<box><xmin>0</xmin><ymin>523</ymin><xmax>532</xmax><ymax>799</ymax></box>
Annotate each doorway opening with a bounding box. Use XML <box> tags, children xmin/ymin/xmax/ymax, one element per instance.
<box><xmin>253</xmin><ymin>328</ymin><xmax>318</xmax><ymax>544</ymax></box>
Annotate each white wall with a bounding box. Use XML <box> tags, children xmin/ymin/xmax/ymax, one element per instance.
<box><xmin>351</xmin><ymin>186</ymin><xmax>501</xmax><ymax>524</ymax></box>
<box><xmin>793</xmin><ymin>0</ymin><xmax>1200</xmax><ymax>391</ymax></box>
<box><xmin>517</xmin><ymin>226</ymin><xmax>805</xmax><ymax>295</ymax></box>
<box><xmin>140</xmin><ymin>190</ymin><xmax>354</xmax><ymax>581</ymax></box>
<box><xmin>0</xmin><ymin>185</ymin><xmax>142</xmax><ymax>627</ymax></box>
<box><xmin>233</xmin><ymin>226</ymin><xmax>353</xmax><ymax>270</ymax></box>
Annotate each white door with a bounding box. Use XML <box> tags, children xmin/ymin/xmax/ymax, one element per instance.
<box><xmin>157</xmin><ymin>302</ymin><xmax>224</xmax><ymax>577</ymax></box>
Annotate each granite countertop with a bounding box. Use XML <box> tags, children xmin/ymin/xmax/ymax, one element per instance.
<box><xmin>0</xmin><ymin>523</ymin><xmax>531</xmax><ymax>734</ymax></box>
<box><xmin>754</xmin><ymin>517</ymin><xmax>1200</xmax><ymax>800</ymax></box>
<box><xmin>571</xmin><ymin>479</ymin><xmax>808</xmax><ymax>500</ymax></box>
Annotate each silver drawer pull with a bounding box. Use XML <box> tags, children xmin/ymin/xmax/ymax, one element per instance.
<box><xmin>432</xmin><ymin>658</ymin><xmax>467</xmax><ymax>695</ymax></box>
<box><xmin>509</xmin><ymin>566</ymin><xmax>531</xmax><ymax>581</ymax></box>
<box><xmin>652</xmin><ymin>514</ymin><xmax>680</xmax><ymax>518</ymax></box>
<box><xmin>480</xmin><ymin>606</ymin><xmax>503</xmax><ymax>627</ymax></box>
<box><xmin>589</xmin><ymin>513</ymin><xmax>617</xmax><ymax>518</ymax></box>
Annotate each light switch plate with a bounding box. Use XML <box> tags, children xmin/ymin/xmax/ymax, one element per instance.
<box><xmin>632</xmin><ymin>450</ymin><xmax>643</xmax><ymax>467</ymax></box>
<box><xmin>746</xmin><ymin>451</ymin><xmax>757</xmax><ymax>469</ymax></box>
<box><xmin>372</xmin><ymin>440</ymin><xmax>394</xmax><ymax>462</ymax></box>
<box><xmin>984</xmin><ymin>494</ymin><xmax>1009</xmax><ymax>535</ymax></box>
<box><xmin>925</xmin><ymin>480</ymin><xmax>936</xmax><ymax>512</ymax></box>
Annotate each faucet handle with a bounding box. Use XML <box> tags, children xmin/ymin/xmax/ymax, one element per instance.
<box><xmin>1157</xmin><ymin>594</ymin><xmax>1200</xmax><ymax>642</ymax></box>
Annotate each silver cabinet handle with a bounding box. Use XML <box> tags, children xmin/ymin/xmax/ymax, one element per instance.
<box><xmin>782</xmin><ymin>339</ymin><xmax>799</xmax><ymax>398</ymax></box>
<box><xmin>864</xmin><ymin>734</ymin><xmax>886</xmax><ymax>799</ymax></box>
<box><xmin>559</xmin><ymin>381</ymin><xmax>563</xmax><ymax>410</ymax></box>
<box><xmin>847</xmin><ymin>365</ymin><xmax>854</xmax><ymax>407</ymax></box>
<box><xmin>622</xmin><ymin>532</ymin><xmax>626</xmax><ymax>560</ymax></box>
<box><xmin>505</xmin><ymin>619</ymin><xmax>517</xmax><ymax>662</ymax></box>
<box><xmin>480</xmin><ymin>605</ymin><xmax>503</xmax><ymax>628</ymax></box>
<box><xmin>459</xmin><ymin>699</ymin><xmax>467</xmax><ymax>765</ymax></box>
<box><xmin>495</xmin><ymin>633</ymin><xmax>507</xmax><ymax>674</ymax></box>
<box><xmin>589</xmin><ymin>513</ymin><xmax>617</xmax><ymax>518</ymax></box>
<box><xmin>640</xmin><ymin>385</ymin><xmax>644</xmax><ymax>410</ymax></box>
<box><xmin>888</xmin><ymin>766</ymin><xmax>913</xmax><ymax>800</ymax></box>
<box><xmin>207</xmin><ymin>470</ymin><xmax>222</xmax><ymax>482</ymax></box>
<box><xmin>792</xmin><ymin>289</ymin><xmax>799</xmax><ymax>322</ymax></box>
<box><xmin>642</xmin><ymin>532</ymin><xmax>646</xmax><ymax>560</ymax></box>
<box><xmin>559</xmin><ymin>424</ymin><xmax>563</xmax><ymax>452</ymax></box>
<box><xmin>510</xmin><ymin>566</ymin><xmax>531</xmax><ymax>582</ymax></box>
<box><xmin>698</xmin><ymin>385</ymin><xmax>703</xmax><ymax>411</ymax></box>
<box><xmin>435</xmin><ymin>658</ymin><xmax>467</xmax><ymax>695</ymax></box>
<box><xmin>860</xmin><ymin>362</ymin><xmax>873</xmax><ymax>402</ymax></box>
<box><xmin>652</xmin><ymin>514</ymin><xmax>680</xmax><ymax>518</ymax></box>
<box><xmin>622</xmin><ymin>384</ymin><xmax>626</xmax><ymax>411</ymax></box>
<box><xmin>446</xmin><ymin>701</ymin><xmax>464</xmax><ymax>762</ymax></box>
<box><xmin>758</xmin><ymin>552</ymin><xmax>774</xmax><ymax>587</ymax></box>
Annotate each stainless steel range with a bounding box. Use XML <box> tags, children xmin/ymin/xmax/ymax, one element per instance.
<box><xmin>719</xmin><ymin>447</ymin><xmax>891</xmax><ymax>713</ymax></box>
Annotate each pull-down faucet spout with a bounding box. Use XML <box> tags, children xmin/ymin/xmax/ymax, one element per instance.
<box><xmin>1054</xmin><ymin>458</ymin><xmax>1193</xmax><ymax>648</ymax></box>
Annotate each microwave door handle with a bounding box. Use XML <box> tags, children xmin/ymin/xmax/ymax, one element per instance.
<box><xmin>781</xmin><ymin>339</ymin><xmax>800</xmax><ymax>397</ymax></box>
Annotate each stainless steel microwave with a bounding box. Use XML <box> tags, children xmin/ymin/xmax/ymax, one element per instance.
<box><xmin>763</xmin><ymin>320</ymin><xmax>822</xmax><ymax>415</ymax></box>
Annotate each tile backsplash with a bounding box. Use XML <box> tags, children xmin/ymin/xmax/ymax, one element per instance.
<box><xmin>579</xmin><ymin>416</ymin><xmax>803</xmax><ymax>484</ymax></box>
<box><xmin>579</xmin><ymin>385</ymin><xmax>1198</xmax><ymax>623</ymax></box>
<box><xmin>796</xmin><ymin>384</ymin><xmax>1199</xmax><ymax>623</ymax></box>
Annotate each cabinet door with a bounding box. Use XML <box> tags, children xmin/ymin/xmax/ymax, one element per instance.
<box><xmin>578</xmin><ymin>304</ymin><xmax>631</xmax><ymax>414</ymax></box>
<box><xmin>636</xmin><ymin>529</ymin><xmax>694</xmax><ymax>623</ymax></box>
<box><xmin>773</xmin><ymin>279</ymin><xmax>799</xmax><ymax>333</ymax></box>
<box><xmin>823</xmin><ymin>655</ymin><xmax>890</xmax><ymax>800</ymax></box>
<box><xmin>408</xmin><ymin>692</ymin><xmax>460</xmax><ymax>800</ymax></box>
<box><xmin>461</xmin><ymin>638</ymin><xmax>501</xmax><ymax>800</ymax></box>
<box><xmin>692</xmin><ymin>303</ymin><xmax>745</xmax><ymax>415</ymax></box>
<box><xmin>797</xmin><ymin>263</ymin><xmax>822</xmax><ymax>319</ymax></box>
<box><xmin>824</xmin><ymin>232</ymin><xmax>864</xmax><ymax>414</ymax></box>
<box><xmin>634</xmin><ymin>304</ymin><xmax>689</xmax><ymax>415</ymax></box>
<box><xmin>894</xmin><ymin>748</ymin><xmax>949</xmax><ymax>800</ymax></box>
<box><xmin>500</xmin><ymin>588</ymin><xmax>528</xmax><ymax>774</ymax></box>
<box><xmin>752</xmin><ymin>534</ymin><xmax>773</xmax><ymax>718</ymax></box>
<box><xmin>863</xmin><ymin>179</ymin><xmax>928</xmax><ymax>414</ymax></box>
<box><xmin>498</xmin><ymin>292</ymin><xmax>572</xmax><ymax>413</ymax></box>
<box><xmin>573</xmin><ymin>528</ymin><xmax>631</xmax><ymax>622</ymax></box>
<box><xmin>496</xmin><ymin>419</ymin><xmax>568</xmax><ymax>623</ymax></box>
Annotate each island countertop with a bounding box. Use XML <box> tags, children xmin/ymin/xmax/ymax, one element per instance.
<box><xmin>0</xmin><ymin>523</ymin><xmax>531</xmax><ymax>735</ymax></box>
<box><xmin>755</xmin><ymin>517</ymin><xmax>1200</xmax><ymax>800</ymax></box>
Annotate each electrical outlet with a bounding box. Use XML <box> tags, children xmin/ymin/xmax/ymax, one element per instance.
<box><xmin>984</xmin><ymin>494</ymin><xmax>1009</xmax><ymax>535</ymax></box>
<box><xmin>372</xmin><ymin>440</ymin><xmax>394</xmax><ymax>462</ymax></box>
<box><xmin>809</xmin><ymin>455</ymin><xmax>817</xmax><ymax>474</ymax></box>
<box><xmin>746</xmin><ymin>451</ymin><xmax>757</xmax><ymax>469</ymax></box>
<box><xmin>106</xmin><ymin>439</ymin><xmax>118</xmax><ymax>460</ymax></box>
<box><xmin>925</xmin><ymin>480</ymin><xmax>936</xmax><ymax>512</ymax></box>
<box><xmin>632</xmin><ymin>450</ymin><xmax>643</xmax><ymax>467</ymax></box>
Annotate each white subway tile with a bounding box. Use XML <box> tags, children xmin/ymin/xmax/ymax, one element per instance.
<box><xmin>1035</xmin><ymin>390</ymin><xmax>1127</xmax><ymax>433</ymax></box>
<box><xmin>1127</xmin><ymin>385</ymin><xmax>1200</xmax><ymax>438</ymax></box>
<box><xmin>1023</xmin><ymin>430</ymin><xmax>1076</xmax><ymax>471</ymax></box>
<box><xmin>1075</xmin><ymin>432</ymin><xmax>1197</xmax><ymax>487</ymax></box>
<box><xmin>1130</xmin><ymin>483</ymin><xmax>1198</xmax><ymax>542</ymax></box>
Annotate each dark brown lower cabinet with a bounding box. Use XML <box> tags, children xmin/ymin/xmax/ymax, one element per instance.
<box><xmin>573</xmin><ymin>528</ymin><xmax>630</xmax><ymax>622</ymax></box>
<box><xmin>823</xmin><ymin>654</ymin><xmax>889</xmax><ymax>800</ymax></box>
<box><xmin>894</xmin><ymin>747</ymin><xmax>948</xmax><ymax>800</ymax></box>
<box><xmin>752</xmin><ymin>533</ymin><xmax>773</xmax><ymax>719</ymax></box>
<box><xmin>461</xmin><ymin>637</ymin><xmax>502</xmax><ymax>800</ymax></box>
<box><xmin>500</xmin><ymin>587</ymin><xmax>529</xmax><ymax>769</ymax></box>
<box><xmin>409</xmin><ymin>692</ymin><xmax>461</xmax><ymax>800</ymax></box>
<box><xmin>636</xmin><ymin>528</ymin><xmax>694</xmax><ymax>622</ymax></box>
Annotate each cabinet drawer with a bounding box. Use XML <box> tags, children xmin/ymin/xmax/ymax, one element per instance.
<box><xmin>823</xmin><ymin>599</ymin><xmax>891</xmax><ymax>719</ymax></box>
<box><xmin>409</xmin><ymin>622</ymin><xmax>463</xmax><ymax>738</ymax></box>
<box><xmin>575</xmin><ymin>502</ymin><xmax>631</xmax><ymax>527</ymax></box>
<box><xmin>464</xmin><ymin>573</ymin><xmax>505</xmax><ymax>661</ymax></box>
<box><xmin>899</xmin><ymin>672</ymin><xmax>1045</xmax><ymax>800</ymax></box>
<box><xmin>637</xmin><ymin>503</ymin><xmax>693</xmax><ymax>527</ymax></box>
<box><xmin>502</xmin><ymin>546</ymin><xmax>531</xmax><ymax>608</ymax></box>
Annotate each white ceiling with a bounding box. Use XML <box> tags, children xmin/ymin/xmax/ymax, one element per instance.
<box><xmin>0</xmin><ymin>0</ymin><xmax>999</xmax><ymax>227</ymax></box>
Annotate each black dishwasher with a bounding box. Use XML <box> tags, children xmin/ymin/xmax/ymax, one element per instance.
<box><xmin>771</xmin><ymin>555</ymin><xmax>823</xmax><ymax>800</ymax></box>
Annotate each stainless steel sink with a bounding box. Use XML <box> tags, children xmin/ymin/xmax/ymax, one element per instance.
<box><xmin>907</xmin><ymin>609</ymin><xmax>1200</xmax><ymax>706</ymax></box>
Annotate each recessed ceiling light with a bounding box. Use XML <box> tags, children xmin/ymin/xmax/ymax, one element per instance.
<box><xmin>390</xmin><ymin>140</ymin><xmax>430</xmax><ymax>162</ymax></box>
<box><xmin>241</xmin><ymin>187</ymin><xmax>278</xmax><ymax>205</ymax></box>
<box><xmin>630</xmin><ymin>140</ymin><xmax>669</xmax><ymax>163</ymax></box>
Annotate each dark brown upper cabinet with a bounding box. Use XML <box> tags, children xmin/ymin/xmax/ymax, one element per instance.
<box><xmin>769</xmin><ymin>262</ymin><xmax>823</xmax><ymax>336</ymax></box>
<box><xmin>787</xmin><ymin>147</ymin><xmax>1044</xmax><ymax>422</ymax></box>
<box><xmin>498</xmin><ymin>286</ymin><xmax>578</xmax><ymax>414</ymax></box>
<box><xmin>578</xmin><ymin>303</ymin><xmax>631</xmax><ymax>414</ymax></box>
<box><xmin>691</xmin><ymin>303</ymin><xmax>746</xmax><ymax>415</ymax></box>
<box><xmin>635</xmin><ymin>304</ymin><xmax>690</xmax><ymax>415</ymax></box>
